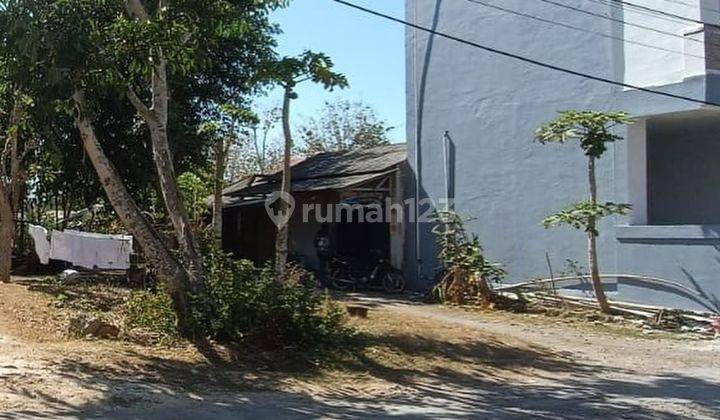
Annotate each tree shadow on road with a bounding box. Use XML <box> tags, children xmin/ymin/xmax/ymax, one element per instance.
<box><xmin>1</xmin><ymin>323</ymin><xmax>718</xmax><ymax>419</ymax></box>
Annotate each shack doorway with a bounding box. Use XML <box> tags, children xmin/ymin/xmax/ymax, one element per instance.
<box><xmin>223</xmin><ymin>205</ymin><xmax>276</xmax><ymax>266</ymax></box>
<box><xmin>334</xmin><ymin>199</ymin><xmax>390</xmax><ymax>262</ymax></box>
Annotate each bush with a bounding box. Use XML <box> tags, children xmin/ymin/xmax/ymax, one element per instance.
<box><xmin>431</xmin><ymin>210</ymin><xmax>506</xmax><ymax>305</ymax></box>
<box><xmin>123</xmin><ymin>287</ymin><xmax>179</xmax><ymax>344</ymax></box>
<box><xmin>198</xmin><ymin>249</ymin><xmax>353</xmax><ymax>350</ymax></box>
<box><xmin>123</xmin><ymin>249</ymin><xmax>354</xmax><ymax>351</ymax></box>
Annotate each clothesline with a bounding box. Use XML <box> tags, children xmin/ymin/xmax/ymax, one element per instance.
<box><xmin>28</xmin><ymin>225</ymin><xmax>133</xmax><ymax>270</ymax></box>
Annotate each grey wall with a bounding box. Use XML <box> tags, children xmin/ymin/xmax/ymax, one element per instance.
<box><xmin>647</xmin><ymin>113</ymin><xmax>720</xmax><ymax>225</ymax></box>
<box><xmin>405</xmin><ymin>0</ymin><xmax>720</xmax><ymax>311</ymax></box>
<box><xmin>406</xmin><ymin>0</ymin><xmax>622</xmax><ymax>289</ymax></box>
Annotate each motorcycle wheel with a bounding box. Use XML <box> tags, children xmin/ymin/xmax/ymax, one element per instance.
<box><xmin>331</xmin><ymin>273</ymin><xmax>356</xmax><ymax>291</ymax></box>
<box><xmin>383</xmin><ymin>269</ymin><xmax>405</xmax><ymax>293</ymax></box>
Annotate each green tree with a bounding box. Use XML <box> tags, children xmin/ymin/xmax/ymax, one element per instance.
<box><xmin>535</xmin><ymin>111</ymin><xmax>633</xmax><ymax>313</ymax></box>
<box><xmin>0</xmin><ymin>0</ymin><xmax>285</xmax><ymax>334</ymax></box>
<box><xmin>226</xmin><ymin>107</ymin><xmax>284</xmax><ymax>178</ymax></box>
<box><xmin>262</xmin><ymin>51</ymin><xmax>348</xmax><ymax>274</ymax></box>
<box><xmin>200</xmin><ymin>104</ymin><xmax>258</xmax><ymax>248</ymax></box>
<box><xmin>299</xmin><ymin>99</ymin><xmax>393</xmax><ymax>154</ymax></box>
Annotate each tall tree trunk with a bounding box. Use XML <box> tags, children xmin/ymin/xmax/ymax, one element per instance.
<box><xmin>213</xmin><ymin>138</ymin><xmax>226</xmax><ymax>249</ymax></box>
<box><xmin>73</xmin><ymin>90</ymin><xmax>197</xmax><ymax>335</ymax></box>
<box><xmin>127</xmin><ymin>61</ymin><xmax>205</xmax><ymax>293</ymax></box>
<box><xmin>587</xmin><ymin>156</ymin><xmax>611</xmax><ymax>314</ymax></box>
<box><xmin>124</xmin><ymin>0</ymin><xmax>205</xmax><ymax>293</ymax></box>
<box><xmin>0</xmin><ymin>99</ymin><xmax>26</xmax><ymax>283</ymax></box>
<box><xmin>274</xmin><ymin>86</ymin><xmax>293</xmax><ymax>276</ymax></box>
<box><xmin>0</xmin><ymin>190</ymin><xmax>13</xmax><ymax>283</ymax></box>
<box><xmin>0</xmin><ymin>95</ymin><xmax>36</xmax><ymax>283</ymax></box>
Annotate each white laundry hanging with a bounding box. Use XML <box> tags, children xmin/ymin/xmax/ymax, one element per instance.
<box><xmin>49</xmin><ymin>230</ymin><xmax>133</xmax><ymax>270</ymax></box>
<box><xmin>28</xmin><ymin>224</ymin><xmax>51</xmax><ymax>265</ymax></box>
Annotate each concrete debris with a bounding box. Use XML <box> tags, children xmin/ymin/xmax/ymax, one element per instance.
<box><xmin>502</xmin><ymin>291</ymin><xmax>719</xmax><ymax>338</ymax></box>
<box><xmin>58</xmin><ymin>269</ymin><xmax>81</xmax><ymax>282</ymax></box>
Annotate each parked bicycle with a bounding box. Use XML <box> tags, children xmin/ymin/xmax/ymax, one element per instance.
<box><xmin>329</xmin><ymin>251</ymin><xmax>405</xmax><ymax>293</ymax></box>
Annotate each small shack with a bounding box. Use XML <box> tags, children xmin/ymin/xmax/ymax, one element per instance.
<box><xmin>221</xmin><ymin>143</ymin><xmax>408</xmax><ymax>273</ymax></box>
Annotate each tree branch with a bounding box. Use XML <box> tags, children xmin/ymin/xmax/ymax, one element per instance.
<box><xmin>125</xmin><ymin>0</ymin><xmax>150</xmax><ymax>21</ymax></box>
<box><xmin>72</xmin><ymin>89</ymin><xmax>88</xmax><ymax>110</ymax></box>
<box><xmin>0</xmin><ymin>135</ymin><xmax>11</xmax><ymax>181</ymax></box>
<box><xmin>150</xmin><ymin>58</ymin><xmax>169</xmax><ymax>126</ymax></box>
<box><xmin>1</xmin><ymin>99</ymin><xmax>25</xmax><ymax>189</ymax></box>
<box><xmin>20</xmin><ymin>134</ymin><xmax>38</xmax><ymax>161</ymax></box>
<box><xmin>127</xmin><ymin>87</ymin><xmax>155</xmax><ymax>123</ymax></box>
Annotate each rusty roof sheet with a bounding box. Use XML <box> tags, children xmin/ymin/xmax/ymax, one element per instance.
<box><xmin>225</xmin><ymin>143</ymin><xmax>406</xmax><ymax>198</ymax></box>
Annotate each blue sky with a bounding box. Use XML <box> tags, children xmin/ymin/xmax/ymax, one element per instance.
<box><xmin>258</xmin><ymin>0</ymin><xmax>406</xmax><ymax>142</ymax></box>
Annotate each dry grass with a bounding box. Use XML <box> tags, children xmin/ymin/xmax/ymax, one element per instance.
<box><xmin>0</xmin><ymin>278</ymin><xmax>568</xmax><ymax>392</ymax></box>
<box><xmin>3</xmin><ymin>278</ymin><xmax>715</xmax><ymax>416</ymax></box>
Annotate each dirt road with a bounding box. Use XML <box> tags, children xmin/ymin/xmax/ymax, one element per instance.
<box><xmin>1</xmin><ymin>290</ymin><xmax>718</xmax><ymax>419</ymax></box>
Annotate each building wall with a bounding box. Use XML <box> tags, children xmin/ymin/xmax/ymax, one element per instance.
<box><xmin>621</xmin><ymin>0</ymin><xmax>712</xmax><ymax>86</ymax></box>
<box><xmin>405</xmin><ymin>0</ymin><xmax>720</xmax><ymax>311</ymax></box>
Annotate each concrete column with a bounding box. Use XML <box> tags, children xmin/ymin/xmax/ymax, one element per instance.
<box><xmin>390</xmin><ymin>170</ymin><xmax>405</xmax><ymax>270</ymax></box>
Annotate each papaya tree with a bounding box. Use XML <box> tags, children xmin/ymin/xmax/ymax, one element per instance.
<box><xmin>263</xmin><ymin>51</ymin><xmax>347</xmax><ymax>274</ymax></box>
<box><xmin>535</xmin><ymin>111</ymin><xmax>633</xmax><ymax>313</ymax></box>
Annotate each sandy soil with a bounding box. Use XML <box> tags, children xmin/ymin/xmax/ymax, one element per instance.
<box><xmin>0</xmin><ymin>282</ymin><xmax>718</xmax><ymax>419</ymax></box>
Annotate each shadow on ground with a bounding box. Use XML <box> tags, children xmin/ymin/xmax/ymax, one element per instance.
<box><xmin>2</xmin><ymin>319</ymin><xmax>718</xmax><ymax>419</ymax></box>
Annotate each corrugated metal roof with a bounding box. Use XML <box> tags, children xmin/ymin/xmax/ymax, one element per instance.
<box><xmin>225</xmin><ymin>143</ymin><xmax>407</xmax><ymax>198</ymax></box>
<box><xmin>272</xmin><ymin>143</ymin><xmax>406</xmax><ymax>180</ymax></box>
<box><xmin>222</xmin><ymin>175</ymin><xmax>255</xmax><ymax>196</ymax></box>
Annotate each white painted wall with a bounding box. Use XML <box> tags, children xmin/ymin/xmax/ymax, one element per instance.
<box><xmin>621</xmin><ymin>0</ymin><xmax>717</xmax><ymax>87</ymax></box>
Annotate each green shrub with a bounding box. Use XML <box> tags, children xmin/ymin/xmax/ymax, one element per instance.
<box><xmin>197</xmin><ymin>249</ymin><xmax>353</xmax><ymax>350</ymax></box>
<box><xmin>123</xmin><ymin>288</ymin><xmax>179</xmax><ymax>343</ymax></box>
<box><xmin>123</xmin><ymin>249</ymin><xmax>354</xmax><ymax>351</ymax></box>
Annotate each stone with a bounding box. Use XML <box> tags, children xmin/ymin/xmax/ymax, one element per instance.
<box><xmin>84</xmin><ymin>318</ymin><xmax>120</xmax><ymax>339</ymax></box>
<box><xmin>69</xmin><ymin>313</ymin><xmax>120</xmax><ymax>339</ymax></box>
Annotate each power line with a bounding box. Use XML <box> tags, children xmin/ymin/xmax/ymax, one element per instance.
<box><xmin>536</xmin><ymin>0</ymin><xmax>720</xmax><ymax>50</ymax></box>
<box><xmin>464</xmin><ymin>0</ymin><xmax>706</xmax><ymax>60</ymax></box>
<box><xmin>330</xmin><ymin>0</ymin><xmax>720</xmax><ymax>108</ymax></box>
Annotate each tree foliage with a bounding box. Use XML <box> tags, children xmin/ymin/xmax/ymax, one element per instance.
<box><xmin>262</xmin><ymin>50</ymin><xmax>348</xmax><ymax>93</ymax></box>
<box><xmin>535</xmin><ymin>110</ymin><xmax>633</xmax><ymax>158</ymax></box>
<box><xmin>298</xmin><ymin>99</ymin><xmax>393</xmax><ymax>154</ymax></box>
<box><xmin>542</xmin><ymin>201</ymin><xmax>631</xmax><ymax>236</ymax></box>
<box><xmin>535</xmin><ymin>111</ymin><xmax>634</xmax><ymax>236</ymax></box>
<box><xmin>0</xmin><ymin>0</ymin><xmax>284</xmax><ymax>221</ymax></box>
